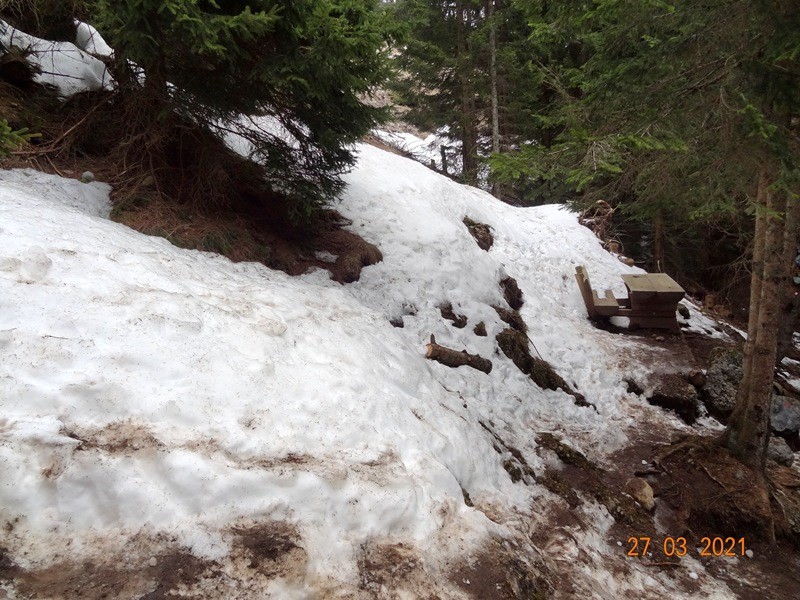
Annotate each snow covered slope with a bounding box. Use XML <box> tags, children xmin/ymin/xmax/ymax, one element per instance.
<box><xmin>0</xmin><ymin>150</ymin><xmax>731</xmax><ymax>598</ymax></box>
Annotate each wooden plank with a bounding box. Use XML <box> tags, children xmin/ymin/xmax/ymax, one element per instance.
<box><xmin>621</xmin><ymin>273</ymin><xmax>684</xmax><ymax>296</ymax></box>
<box><xmin>574</xmin><ymin>266</ymin><xmax>598</xmax><ymax>318</ymax></box>
<box><xmin>621</xmin><ymin>274</ymin><xmax>654</xmax><ymax>294</ymax></box>
<box><xmin>629</xmin><ymin>316</ymin><xmax>680</xmax><ymax>331</ymax></box>
<box><xmin>647</xmin><ymin>273</ymin><xmax>684</xmax><ymax>294</ymax></box>
<box><xmin>593</xmin><ymin>290</ymin><xmax>620</xmax><ymax>316</ymax></box>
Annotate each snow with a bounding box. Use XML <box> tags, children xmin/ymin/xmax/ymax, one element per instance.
<box><xmin>74</xmin><ymin>20</ymin><xmax>114</xmax><ymax>58</ymax></box>
<box><xmin>0</xmin><ymin>20</ymin><xmax>112</xmax><ymax>97</ymax></box>
<box><xmin>0</xmin><ymin>149</ymin><xmax>737</xmax><ymax>597</ymax></box>
<box><xmin>372</xmin><ymin>128</ymin><xmax>457</xmax><ymax>173</ymax></box>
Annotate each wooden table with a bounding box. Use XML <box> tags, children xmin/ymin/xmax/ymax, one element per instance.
<box><xmin>620</xmin><ymin>273</ymin><xmax>685</xmax><ymax>330</ymax></box>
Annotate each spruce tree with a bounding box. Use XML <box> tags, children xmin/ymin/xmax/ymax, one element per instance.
<box><xmin>90</xmin><ymin>0</ymin><xmax>395</xmax><ymax>213</ymax></box>
<box><xmin>502</xmin><ymin>0</ymin><xmax>799</xmax><ymax>472</ymax></box>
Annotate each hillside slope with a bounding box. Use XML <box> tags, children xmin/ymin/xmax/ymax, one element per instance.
<box><xmin>0</xmin><ymin>147</ymin><xmax>750</xmax><ymax>599</ymax></box>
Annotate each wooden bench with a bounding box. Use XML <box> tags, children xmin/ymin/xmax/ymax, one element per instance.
<box><xmin>619</xmin><ymin>273</ymin><xmax>685</xmax><ymax>330</ymax></box>
<box><xmin>575</xmin><ymin>266</ymin><xmax>623</xmax><ymax>318</ymax></box>
<box><xmin>575</xmin><ymin>266</ymin><xmax>686</xmax><ymax>330</ymax></box>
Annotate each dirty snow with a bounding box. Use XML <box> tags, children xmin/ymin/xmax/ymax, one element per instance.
<box><xmin>0</xmin><ymin>147</ymin><xmax>741</xmax><ymax>598</ymax></box>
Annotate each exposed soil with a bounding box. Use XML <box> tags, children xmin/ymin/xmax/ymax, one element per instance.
<box><xmin>532</xmin><ymin>418</ymin><xmax>800</xmax><ymax>600</ymax></box>
<box><xmin>3</xmin><ymin>539</ymin><xmax>214</xmax><ymax>600</ymax></box>
<box><xmin>231</xmin><ymin>522</ymin><xmax>306</xmax><ymax>579</ymax></box>
<box><xmin>440</xmin><ymin>301</ymin><xmax>468</xmax><ymax>328</ymax></box>
<box><xmin>463</xmin><ymin>217</ymin><xmax>494</xmax><ymax>251</ymax></box>
<box><xmin>500</xmin><ymin>276</ymin><xmax>524</xmax><ymax>311</ymax></box>
<box><xmin>450</xmin><ymin>540</ymin><xmax>550</xmax><ymax>600</ymax></box>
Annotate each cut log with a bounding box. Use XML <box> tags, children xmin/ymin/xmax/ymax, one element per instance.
<box><xmin>425</xmin><ymin>335</ymin><xmax>492</xmax><ymax>374</ymax></box>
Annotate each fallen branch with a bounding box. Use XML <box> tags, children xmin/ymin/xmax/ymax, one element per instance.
<box><xmin>425</xmin><ymin>334</ymin><xmax>492</xmax><ymax>374</ymax></box>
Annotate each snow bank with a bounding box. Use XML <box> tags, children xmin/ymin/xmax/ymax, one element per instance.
<box><xmin>0</xmin><ymin>20</ymin><xmax>112</xmax><ymax>96</ymax></box>
<box><xmin>0</xmin><ymin>169</ymin><xmax>513</xmax><ymax>591</ymax></box>
<box><xmin>0</xmin><ymin>149</ymin><xmax>732</xmax><ymax>597</ymax></box>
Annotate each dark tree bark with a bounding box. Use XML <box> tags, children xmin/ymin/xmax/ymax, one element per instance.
<box><xmin>456</xmin><ymin>1</ymin><xmax>478</xmax><ymax>185</ymax></box>
<box><xmin>653</xmin><ymin>207</ymin><xmax>665</xmax><ymax>273</ymax></box>
<box><xmin>724</xmin><ymin>167</ymin><xmax>797</xmax><ymax>470</ymax></box>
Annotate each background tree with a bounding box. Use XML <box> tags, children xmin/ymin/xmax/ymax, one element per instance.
<box><xmin>389</xmin><ymin>0</ymin><xmax>543</xmax><ymax>195</ymax></box>
<box><xmin>495</xmin><ymin>0</ymin><xmax>799</xmax><ymax>470</ymax></box>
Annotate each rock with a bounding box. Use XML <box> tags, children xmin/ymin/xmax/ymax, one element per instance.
<box><xmin>625</xmin><ymin>478</ymin><xmax>655</xmax><ymax>511</ymax></box>
<box><xmin>647</xmin><ymin>373</ymin><xmax>700</xmax><ymax>424</ymax></box>
<box><xmin>473</xmin><ymin>321</ymin><xmax>487</xmax><ymax>337</ymax></box>
<box><xmin>80</xmin><ymin>171</ymin><xmax>95</xmax><ymax>183</ymax></box>
<box><xmin>767</xmin><ymin>437</ymin><xmax>794</xmax><ymax>466</ymax></box>
<box><xmin>619</xmin><ymin>256</ymin><xmax>635</xmax><ymax>266</ymax></box>
<box><xmin>688</xmin><ymin>369</ymin><xmax>707</xmax><ymax>388</ymax></box>
<box><xmin>677</xmin><ymin>304</ymin><xmax>690</xmax><ymax>319</ymax></box>
<box><xmin>701</xmin><ymin>347</ymin><xmax>742</xmax><ymax>419</ymax></box>
<box><xmin>771</xmin><ymin>395</ymin><xmax>800</xmax><ymax>435</ymax></box>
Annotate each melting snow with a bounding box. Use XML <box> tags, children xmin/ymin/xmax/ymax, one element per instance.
<box><xmin>0</xmin><ymin>147</ymin><xmax>737</xmax><ymax>597</ymax></box>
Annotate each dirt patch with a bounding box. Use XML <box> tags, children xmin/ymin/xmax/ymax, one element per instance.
<box><xmin>496</xmin><ymin>329</ymin><xmax>590</xmax><ymax>408</ymax></box>
<box><xmin>500</xmin><ymin>277</ymin><xmax>524</xmax><ymax>310</ymax></box>
<box><xmin>651</xmin><ymin>438</ymin><xmax>776</xmax><ymax>543</ymax></box>
<box><xmin>701</xmin><ymin>539</ymin><xmax>800</xmax><ymax>600</ymax></box>
<box><xmin>463</xmin><ymin>217</ymin><xmax>494</xmax><ymax>251</ymax></box>
<box><xmin>449</xmin><ymin>540</ymin><xmax>550</xmax><ymax>600</ymax></box>
<box><xmin>231</xmin><ymin>522</ymin><xmax>306</xmax><ymax>579</ymax></box>
<box><xmin>440</xmin><ymin>301</ymin><xmax>468</xmax><ymax>328</ymax></box>
<box><xmin>536</xmin><ymin>433</ymin><xmax>654</xmax><ymax>534</ymax></box>
<box><xmin>114</xmin><ymin>194</ymin><xmax>382</xmax><ymax>284</ymax></box>
<box><xmin>682</xmin><ymin>331</ymin><xmax>741</xmax><ymax>368</ymax></box>
<box><xmin>65</xmin><ymin>420</ymin><xmax>165</xmax><ymax>454</ymax></box>
<box><xmin>8</xmin><ymin>545</ymin><xmax>213</xmax><ymax>600</ymax></box>
<box><xmin>358</xmin><ymin>542</ymin><xmax>429</xmax><ymax>596</ymax></box>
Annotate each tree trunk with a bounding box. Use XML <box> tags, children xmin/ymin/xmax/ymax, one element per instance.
<box><xmin>733</xmin><ymin>167</ymin><xmax>770</xmax><ymax>425</ymax></box>
<box><xmin>724</xmin><ymin>168</ymin><xmax>794</xmax><ymax>470</ymax></box>
<box><xmin>776</xmin><ymin>198</ymin><xmax>800</xmax><ymax>362</ymax></box>
<box><xmin>456</xmin><ymin>1</ymin><xmax>478</xmax><ymax>185</ymax></box>
<box><xmin>653</xmin><ymin>207</ymin><xmax>665</xmax><ymax>273</ymax></box>
<box><xmin>488</xmin><ymin>0</ymin><xmax>500</xmax><ymax>156</ymax></box>
<box><xmin>487</xmin><ymin>0</ymin><xmax>501</xmax><ymax>196</ymax></box>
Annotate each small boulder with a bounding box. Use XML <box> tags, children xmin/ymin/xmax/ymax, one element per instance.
<box><xmin>688</xmin><ymin>369</ymin><xmax>707</xmax><ymax>388</ymax></box>
<box><xmin>771</xmin><ymin>395</ymin><xmax>800</xmax><ymax>436</ymax></box>
<box><xmin>701</xmin><ymin>347</ymin><xmax>742</xmax><ymax>419</ymax></box>
<box><xmin>625</xmin><ymin>478</ymin><xmax>655</xmax><ymax>511</ymax></box>
<box><xmin>647</xmin><ymin>373</ymin><xmax>700</xmax><ymax>424</ymax></box>
<box><xmin>80</xmin><ymin>170</ymin><xmax>95</xmax><ymax>183</ymax></box>
<box><xmin>473</xmin><ymin>321</ymin><xmax>487</xmax><ymax>337</ymax></box>
<box><xmin>768</xmin><ymin>437</ymin><xmax>795</xmax><ymax>466</ymax></box>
